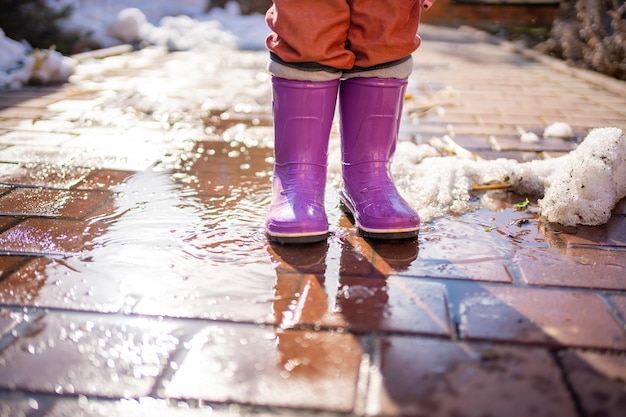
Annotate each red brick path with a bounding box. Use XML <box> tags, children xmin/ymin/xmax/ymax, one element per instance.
<box><xmin>0</xmin><ymin>25</ymin><xmax>625</xmax><ymax>417</ymax></box>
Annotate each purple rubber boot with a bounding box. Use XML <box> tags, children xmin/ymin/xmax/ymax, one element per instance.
<box><xmin>266</xmin><ymin>77</ymin><xmax>339</xmax><ymax>244</ymax></box>
<box><xmin>339</xmin><ymin>77</ymin><xmax>420</xmax><ymax>239</ymax></box>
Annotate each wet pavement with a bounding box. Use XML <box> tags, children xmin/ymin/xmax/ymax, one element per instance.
<box><xmin>0</xmin><ymin>24</ymin><xmax>625</xmax><ymax>417</ymax></box>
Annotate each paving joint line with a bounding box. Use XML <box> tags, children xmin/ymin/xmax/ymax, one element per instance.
<box><xmin>550</xmin><ymin>348</ymin><xmax>588</xmax><ymax>417</ymax></box>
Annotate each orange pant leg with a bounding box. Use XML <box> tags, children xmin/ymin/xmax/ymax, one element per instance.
<box><xmin>266</xmin><ymin>0</ymin><xmax>422</xmax><ymax>71</ymax></box>
<box><xmin>347</xmin><ymin>0</ymin><xmax>422</xmax><ymax>69</ymax></box>
<box><xmin>265</xmin><ymin>0</ymin><xmax>355</xmax><ymax>70</ymax></box>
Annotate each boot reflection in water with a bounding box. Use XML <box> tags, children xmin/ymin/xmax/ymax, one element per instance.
<box><xmin>264</xmin><ymin>0</ymin><xmax>432</xmax><ymax>243</ymax></box>
<box><xmin>267</xmin><ymin>241</ymin><xmax>329</xmax><ymax>329</ymax></box>
<box><xmin>266</xmin><ymin>233</ymin><xmax>418</xmax><ymax>334</ymax></box>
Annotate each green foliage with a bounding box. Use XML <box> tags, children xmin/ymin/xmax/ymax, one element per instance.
<box><xmin>0</xmin><ymin>0</ymin><xmax>80</xmax><ymax>54</ymax></box>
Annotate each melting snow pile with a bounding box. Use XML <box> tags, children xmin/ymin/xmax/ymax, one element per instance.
<box><xmin>384</xmin><ymin>127</ymin><xmax>626</xmax><ymax>226</ymax></box>
<box><xmin>70</xmin><ymin>1</ymin><xmax>266</xmax><ymax>51</ymax></box>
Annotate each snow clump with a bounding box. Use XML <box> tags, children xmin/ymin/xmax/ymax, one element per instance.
<box><xmin>387</xmin><ymin>127</ymin><xmax>625</xmax><ymax>226</ymax></box>
<box><xmin>0</xmin><ymin>29</ymin><xmax>75</xmax><ymax>90</ymax></box>
<box><xmin>0</xmin><ymin>29</ymin><xmax>35</xmax><ymax>90</ymax></box>
<box><xmin>538</xmin><ymin>127</ymin><xmax>625</xmax><ymax>225</ymax></box>
<box><xmin>544</xmin><ymin>122</ymin><xmax>574</xmax><ymax>139</ymax></box>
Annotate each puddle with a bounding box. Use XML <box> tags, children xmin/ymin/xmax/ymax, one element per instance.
<box><xmin>0</xmin><ymin>124</ymin><xmax>556</xmax><ymax>323</ymax></box>
<box><xmin>78</xmin><ymin>143</ymin><xmax>277</xmax><ymax>306</ymax></box>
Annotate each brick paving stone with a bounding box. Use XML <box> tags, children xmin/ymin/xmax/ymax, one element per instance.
<box><xmin>44</xmin><ymin>398</ymin><xmax>211</xmax><ymax>417</ymax></box>
<box><xmin>446</xmin><ymin>123</ymin><xmax>520</xmax><ymax>137</ymax></box>
<box><xmin>558</xmin><ymin>350</ymin><xmax>626</xmax><ymax>417</ymax></box>
<box><xmin>183</xmin><ymin>141</ymin><xmax>273</xmax><ymax>175</ymax></box>
<box><xmin>443</xmin><ymin>134</ymin><xmax>493</xmax><ymax>150</ymax></box>
<box><xmin>614</xmin><ymin>197</ymin><xmax>626</xmax><ymax>215</ymax></box>
<box><xmin>550</xmin><ymin>216</ymin><xmax>626</xmax><ymax>249</ymax></box>
<box><xmin>131</xmin><ymin>266</ymin><xmax>280</xmax><ymax>323</ymax></box>
<box><xmin>0</xmin><ymin>106</ymin><xmax>56</xmax><ymax>120</ymax></box>
<box><xmin>402</xmin><ymin>209</ymin><xmax>544</xmax><ymax>283</ymax></box>
<box><xmin>489</xmin><ymin>136</ymin><xmax>576</xmax><ymax>152</ymax></box>
<box><xmin>332</xmin><ymin>276</ymin><xmax>451</xmax><ymax>335</ymax></box>
<box><xmin>558</xmin><ymin>116</ymin><xmax>626</xmax><ymax>130</ymax></box>
<box><xmin>0</xmin><ymin>144</ymin><xmax>79</xmax><ymax>165</ymax></box>
<box><xmin>0</xmin><ymin>313</ymin><xmax>191</xmax><ymax>398</ymax></box>
<box><xmin>61</xmin><ymin>127</ymin><xmax>178</xmax><ymax>150</ymax></box>
<box><xmin>0</xmin><ymin>218</ymin><xmax>105</xmax><ymax>256</ymax></box>
<box><xmin>0</xmin><ymin>214</ymin><xmax>17</xmax><ymax>230</ymax></box>
<box><xmin>78</xmin><ymin>196</ymin><xmax>117</xmax><ymax>223</ymax></box>
<box><xmin>268</xmin><ymin>272</ymin><xmax>315</xmax><ymax>327</ymax></box>
<box><xmin>368</xmin><ymin>337</ymin><xmax>577</xmax><ymax>417</ymax></box>
<box><xmin>46</xmin><ymin>99</ymin><xmax>105</xmax><ymax>113</ymax></box>
<box><xmin>405</xmin><ymin>253</ymin><xmax>514</xmax><ymax>283</ymax></box>
<box><xmin>69</xmin><ymin>147</ymin><xmax>165</xmax><ymax>172</ymax></box>
<box><xmin>0</xmin><ymin>188</ymin><xmax>110</xmax><ymax>219</ymax></box>
<box><xmin>516</xmin><ymin>246</ymin><xmax>626</xmax><ymax>290</ymax></box>
<box><xmin>0</xmin><ymin>163</ymin><xmax>92</xmax><ymax>189</ymax></box>
<box><xmin>0</xmin><ymin>144</ymin><xmax>11</xmax><ymax>156</ymax></box>
<box><xmin>71</xmin><ymin>169</ymin><xmax>136</xmax><ymax>191</ymax></box>
<box><xmin>475</xmin><ymin>150</ymin><xmax>548</xmax><ymax>162</ymax></box>
<box><xmin>0</xmin><ymin>118</ymin><xmax>77</xmax><ymax>133</ymax></box>
<box><xmin>0</xmin><ymin>86</ymin><xmax>68</xmax><ymax>100</ymax></box>
<box><xmin>458</xmin><ymin>285</ymin><xmax>626</xmax><ymax>350</ymax></box>
<box><xmin>0</xmin><ymin>307</ymin><xmax>19</xmax><ymax>335</ymax></box>
<box><xmin>610</xmin><ymin>295</ymin><xmax>626</xmax><ymax>326</ymax></box>
<box><xmin>0</xmin><ymin>130</ymin><xmax>75</xmax><ymax>146</ymax></box>
<box><xmin>0</xmin><ymin>257</ymin><xmax>126</xmax><ymax>312</ymax></box>
<box><xmin>163</xmin><ymin>324</ymin><xmax>362</xmax><ymax>412</ymax></box>
<box><xmin>44</xmin><ymin>397</ymin><xmax>288</xmax><ymax>417</ymax></box>
<box><xmin>0</xmin><ymin>393</ymin><xmax>35</xmax><ymax>417</ymax></box>
<box><xmin>0</xmin><ymin>255</ymin><xmax>27</xmax><ymax>277</ymax></box>
<box><xmin>0</xmin><ymin>94</ymin><xmax>62</xmax><ymax>109</ymax></box>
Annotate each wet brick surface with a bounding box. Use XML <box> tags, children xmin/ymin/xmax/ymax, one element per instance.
<box><xmin>0</xmin><ymin>24</ymin><xmax>625</xmax><ymax>417</ymax></box>
<box><xmin>369</xmin><ymin>337</ymin><xmax>578</xmax><ymax>417</ymax></box>
<box><xmin>558</xmin><ymin>350</ymin><xmax>626</xmax><ymax>417</ymax></box>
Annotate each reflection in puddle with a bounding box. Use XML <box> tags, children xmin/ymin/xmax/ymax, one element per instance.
<box><xmin>90</xmin><ymin>167</ymin><xmax>262</xmax><ymax>268</ymax></box>
<box><xmin>65</xmin><ymin>146</ymin><xmax>277</xmax><ymax>308</ymax></box>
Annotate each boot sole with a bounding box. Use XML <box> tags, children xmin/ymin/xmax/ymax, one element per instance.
<box><xmin>339</xmin><ymin>200</ymin><xmax>419</xmax><ymax>240</ymax></box>
<box><xmin>266</xmin><ymin>231</ymin><xmax>329</xmax><ymax>245</ymax></box>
